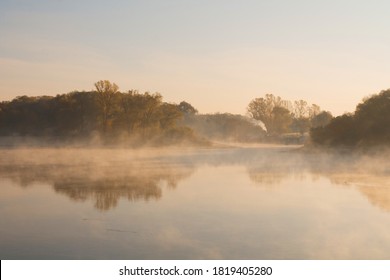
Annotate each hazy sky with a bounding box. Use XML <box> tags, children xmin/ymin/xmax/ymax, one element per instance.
<box><xmin>1</xmin><ymin>0</ymin><xmax>389</xmax><ymax>116</ymax></box>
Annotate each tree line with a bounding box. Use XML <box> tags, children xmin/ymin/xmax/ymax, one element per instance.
<box><xmin>0</xmin><ymin>80</ymin><xmax>199</xmax><ymax>145</ymax></box>
<box><xmin>1</xmin><ymin>80</ymin><xmax>310</xmax><ymax>146</ymax></box>
<box><xmin>310</xmin><ymin>89</ymin><xmax>390</xmax><ymax>148</ymax></box>
<box><xmin>2</xmin><ymin>79</ymin><xmax>387</xmax><ymax>148</ymax></box>
<box><xmin>247</xmin><ymin>94</ymin><xmax>333</xmax><ymax>137</ymax></box>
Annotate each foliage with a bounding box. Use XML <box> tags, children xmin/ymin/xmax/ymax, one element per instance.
<box><xmin>310</xmin><ymin>114</ymin><xmax>357</xmax><ymax>146</ymax></box>
<box><xmin>310</xmin><ymin>111</ymin><xmax>333</xmax><ymax>128</ymax></box>
<box><xmin>94</xmin><ymin>80</ymin><xmax>119</xmax><ymax>132</ymax></box>
<box><xmin>178</xmin><ymin>101</ymin><xmax>198</xmax><ymax>115</ymax></box>
<box><xmin>270</xmin><ymin>106</ymin><xmax>293</xmax><ymax>134</ymax></box>
<box><xmin>247</xmin><ymin>94</ymin><xmax>282</xmax><ymax>133</ymax></box>
<box><xmin>0</xmin><ymin>80</ymin><xmax>196</xmax><ymax>146</ymax></box>
<box><xmin>310</xmin><ymin>89</ymin><xmax>390</xmax><ymax>147</ymax></box>
<box><xmin>247</xmin><ymin>94</ymin><xmax>326</xmax><ymax>136</ymax></box>
<box><xmin>0</xmin><ymin>82</ymin><xmax>268</xmax><ymax>145</ymax></box>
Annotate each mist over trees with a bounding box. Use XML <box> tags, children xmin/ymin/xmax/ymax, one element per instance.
<box><xmin>0</xmin><ymin>80</ymin><xmax>267</xmax><ymax>146</ymax></box>
<box><xmin>181</xmin><ymin>113</ymin><xmax>266</xmax><ymax>143</ymax></box>
<box><xmin>311</xmin><ymin>89</ymin><xmax>390</xmax><ymax>148</ymax></box>
<box><xmin>0</xmin><ymin>80</ymin><xmax>201</xmax><ymax>146</ymax></box>
<box><xmin>247</xmin><ymin>94</ymin><xmax>332</xmax><ymax>140</ymax></box>
<box><xmin>2</xmin><ymin>80</ymin><xmax>388</xmax><ymax>148</ymax></box>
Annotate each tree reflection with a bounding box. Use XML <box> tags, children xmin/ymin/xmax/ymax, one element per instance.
<box><xmin>53</xmin><ymin>178</ymin><xmax>163</xmax><ymax>211</ymax></box>
<box><xmin>247</xmin><ymin>171</ymin><xmax>287</xmax><ymax>186</ymax></box>
<box><xmin>358</xmin><ymin>185</ymin><xmax>390</xmax><ymax>212</ymax></box>
<box><xmin>244</xmin><ymin>150</ymin><xmax>390</xmax><ymax>212</ymax></box>
<box><xmin>0</xmin><ymin>153</ymin><xmax>193</xmax><ymax>211</ymax></box>
<box><xmin>1</xmin><ymin>147</ymin><xmax>390</xmax><ymax>212</ymax></box>
<box><xmin>327</xmin><ymin>174</ymin><xmax>390</xmax><ymax>212</ymax></box>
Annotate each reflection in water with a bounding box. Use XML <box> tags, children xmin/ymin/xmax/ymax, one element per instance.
<box><xmin>1</xmin><ymin>147</ymin><xmax>390</xmax><ymax>259</ymax></box>
<box><xmin>327</xmin><ymin>174</ymin><xmax>390</xmax><ymax>212</ymax></box>
<box><xmin>0</xmin><ymin>149</ymin><xmax>193</xmax><ymax>211</ymax></box>
<box><xmin>244</xmin><ymin>149</ymin><xmax>390</xmax><ymax>212</ymax></box>
<box><xmin>1</xmin><ymin>147</ymin><xmax>390</xmax><ymax>211</ymax></box>
<box><xmin>359</xmin><ymin>185</ymin><xmax>390</xmax><ymax>212</ymax></box>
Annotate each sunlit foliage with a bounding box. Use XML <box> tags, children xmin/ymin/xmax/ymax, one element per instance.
<box><xmin>247</xmin><ymin>94</ymin><xmax>327</xmax><ymax>137</ymax></box>
<box><xmin>0</xmin><ymin>80</ymin><xmax>197</xmax><ymax>146</ymax></box>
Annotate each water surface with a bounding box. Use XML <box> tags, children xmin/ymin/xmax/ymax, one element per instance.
<box><xmin>1</xmin><ymin>146</ymin><xmax>390</xmax><ymax>259</ymax></box>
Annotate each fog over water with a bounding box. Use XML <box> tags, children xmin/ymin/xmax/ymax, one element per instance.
<box><xmin>1</xmin><ymin>146</ymin><xmax>390</xmax><ymax>259</ymax></box>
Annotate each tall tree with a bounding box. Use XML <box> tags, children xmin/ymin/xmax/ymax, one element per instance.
<box><xmin>178</xmin><ymin>101</ymin><xmax>198</xmax><ymax>115</ymax></box>
<box><xmin>94</xmin><ymin>80</ymin><xmax>119</xmax><ymax>132</ymax></box>
<box><xmin>293</xmin><ymin>100</ymin><xmax>309</xmax><ymax>119</ymax></box>
<box><xmin>270</xmin><ymin>106</ymin><xmax>293</xmax><ymax>135</ymax></box>
<box><xmin>247</xmin><ymin>94</ymin><xmax>283</xmax><ymax>132</ymax></box>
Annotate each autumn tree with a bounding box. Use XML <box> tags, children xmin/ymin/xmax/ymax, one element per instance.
<box><xmin>159</xmin><ymin>103</ymin><xmax>183</xmax><ymax>130</ymax></box>
<box><xmin>94</xmin><ymin>80</ymin><xmax>119</xmax><ymax>132</ymax></box>
<box><xmin>247</xmin><ymin>94</ymin><xmax>283</xmax><ymax>132</ymax></box>
<box><xmin>290</xmin><ymin>101</ymin><xmax>323</xmax><ymax>134</ymax></box>
<box><xmin>270</xmin><ymin>106</ymin><xmax>293</xmax><ymax>135</ymax></box>
<box><xmin>0</xmin><ymin>81</ymin><xmax>201</xmax><ymax>146</ymax></box>
<box><xmin>178</xmin><ymin>101</ymin><xmax>198</xmax><ymax>115</ymax></box>
<box><xmin>293</xmin><ymin>100</ymin><xmax>309</xmax><ymax>119</ymax></box>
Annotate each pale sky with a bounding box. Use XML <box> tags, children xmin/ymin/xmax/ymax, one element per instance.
<box><xmin>1</xmin><ymin>0</ymin><xmax>389</xmax><ymax>116</ymax></box>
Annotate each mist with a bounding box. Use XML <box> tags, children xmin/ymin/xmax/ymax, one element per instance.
<box><xmin>1</xmin><ymin>145</ymin><xmax>390</xmax><ymax>210</ymax></box>
<box><xmin>1</xmin><ymin>85</ymin><xmax>390</xmax><ymax>259</ymax></box>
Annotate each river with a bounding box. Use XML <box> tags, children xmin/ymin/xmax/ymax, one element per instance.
<box><xmin>1</xmin><ymin>146</ymin><xmax>390</xmax><ymax>259</ymax></box>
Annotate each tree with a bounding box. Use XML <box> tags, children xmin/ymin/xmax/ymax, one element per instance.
<box><xmin>293</xmin><ymin>100</ymin><xmax>309</xmax><ymax>119</ymax></box>
<box><xmin>247</xmin><ymin>94</ymin><xmax>283</xmax><ymax>132</ymax></box>
<box><xmin>0</xmin><ymin>85</ymin><xmax>201</xmax><ymax>146</ymax></box>
<box><xmin>94</xmin><ymin>80</ymin><xmax>119</xmax><ymax>132</ymax></box>
<box><xmin>270</xmin><ymin>106</ymin><xmax>293</xmax><ymax>135</ymax></box>
<box><xmin>289</xmin><ymin>102</ymin><xmax>323</xmax><ymax>134</ymax></box>
<box><xmin>178</xmin><ymin>101</ymin><xmax>198</xmax><ymax>115</ymax></box>
<box><xmin>291</xmin><ymin>117</ymin><xmax>311</xmax><ymax>135</ymax></box>
<box><xmin>138</xmin><ymin>92</ymin><xmax>163</xmax><ymax>135</ymax></box>
<box><xmin>354</xmin><ymin>89</ymin><xmax>390</xmax><ymax>144</ymax></box>
<box><xmin>311</xmin><ymin>111</ymin><xmax>332</xmax><ymax>128</ymax></box>
<box><xmin>310</xmin><ymin>114</ymin><xmax>357</xmax><ymax>146</ymax></box>
<box><xmin>159</xmin><ymin>103</ymin><xmax>183</xmax><ymax>130</ymax></box>
<box><xmin>309</xmin><ymin>104</ymin><xmax>321</xmax><ymax>119</ymax></box>
<box><xmin>311</xmin><ymin>89</ymin><xmax>390</xmax><ymax>147</ymax></box>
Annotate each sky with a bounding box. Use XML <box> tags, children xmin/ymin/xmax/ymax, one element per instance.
<box><xmin>1</xmin><ymin>0</ymin><xmax>390</xmax><ymax>116</ymax></box>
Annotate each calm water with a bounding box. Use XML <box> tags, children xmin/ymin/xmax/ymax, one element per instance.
<box><xmin>1</xmin><ymin>146</ymin><xmax>390</xmax><ymax>259</ymax></box>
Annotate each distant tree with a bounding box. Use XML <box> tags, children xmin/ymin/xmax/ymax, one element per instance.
<box><xmin>290</xmin><ymin>117</ymin><xmax>311</xmax><ymax>135</ymax></box>
<box><xmin>311</xmin><ymin>111</ymin><xmax>332</xmax><ymax>128</ymax></box>
<box><xmin>0</xmin><ymin>83</ymin><xmax>197</xmax><ymax>145</ymax></box>
<box><xmin>293</xmin><ymin>100</ymin><xmax>309</xmax><ymax>119</ymax></box>
<box><xmin>270</xmin><ymin>106</ymin><xmax>293</xmax><ymax>135</ymax></box>
<box><xmin>309</xmin><ymin>104</ymin><xmax>321</xmax><ymax>119</ymax></box>
<box><xmin>138</xmin><ymin>92</ymin><xmax>163</xmax><ymax>136</ymax></box>
<box><xmin>311</xmin><ymin>114</ymin><xmax>357</xmax><ymax>146</ymax></box>
<box><xmin>354</xmin><ymin>89</ymin><xmax>390</xmax><ymax>144</ymax></box>
<box><xmin>311</xmin><ymin>89</ymin><xmax>390</xmax><ymax>147</ymax></box>
<box><xmin>289</xmin><ymin>102</ymin><xmax>323</xmax><ymax>134</ymax></box>
<box><xmin>247</xmin><ymin>94</ymin><xmax>317</xmax><ymax>135</ymax></box>
<box><xmin>159</xmin><ymin>103</ymin><xmax>183</xmax><ymax>130</ymax></box>
<box><xmin>247</xmin><ymin>94</ymin><xmax>283</xmax><ymax>132</ymax></box>
<box><xmin>116</xmin><ymin>90</ymin><xmax>140</xmax><ymax>133</ymax></box>
<box><xmin>178</xmin><ymin>101</ymin><xmax>198</xmax><ymax>115</ymax></box>
<box><xmin>94</xmin><ymin>80</ymin><xmax>119</xmax><ymax>132</ymax></box>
